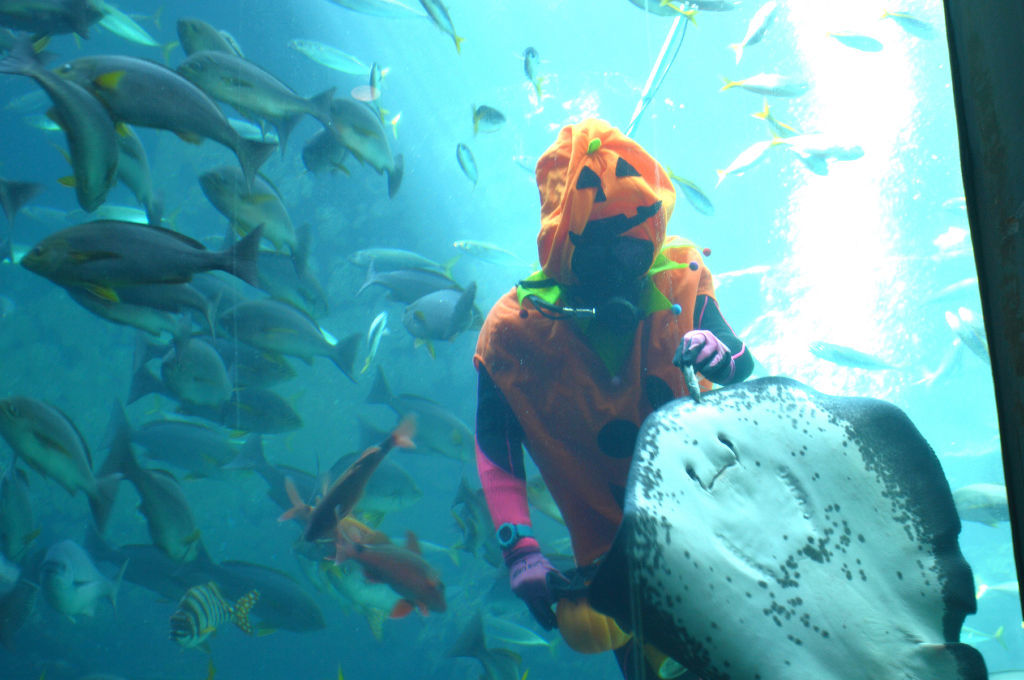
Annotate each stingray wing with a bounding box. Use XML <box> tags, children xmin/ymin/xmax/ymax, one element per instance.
<box><xmin>590</xmin><ymin>376</ymin><xmax>986</xmax><ymax>680</ymax></box>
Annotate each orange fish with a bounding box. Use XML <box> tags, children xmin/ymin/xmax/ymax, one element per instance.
<box><xmin>334</xmin><ymin>529</ymin><xmax>446</xmax><ymax>618</ymax></box>
<box><xmin>277</xmin><ymin>476</ymin><xmax>314</xmax><ymax>524</ymax></box>
<box><xmin>298</xmin><ymin>415</ymin><xmax>416</xmax><ymax>542</ymax></box>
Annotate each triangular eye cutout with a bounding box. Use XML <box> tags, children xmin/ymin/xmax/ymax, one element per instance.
<box><xmin>576</xmin><ymin>166</ymin><xmax>606</xmax><ymax>203</ymax></box>
<box><xmin>615</xmin><ymin>157</ymin><xmax>641</xmax><ymax>178</ymax></box>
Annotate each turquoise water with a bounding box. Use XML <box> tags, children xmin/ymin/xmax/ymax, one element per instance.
<box><xmin>0</xmin><ymin>0</ymin><xmax>1016</xmax><ymax>678</ymax></box>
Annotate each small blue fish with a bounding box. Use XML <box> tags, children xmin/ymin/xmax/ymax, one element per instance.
<box><xmin>945</xmin><ymin>308</ymin><xmax>989</xmax><ymax>365</ymax></box>
<box><xmin>472</xmin><ymin>105</ymin><xmax>505</xmax><ymax>135</ymax></box>
<box><xmin>881</xmin><ymin>10</ymin><xmax>937</xmax><ymax>40</ymax></box>
<box><xmin>809</xmin><ymin>341</ymin><xmax>894</xmax><ymax>370</ymax></box>
<box><xmin>418</xmin><ymin>0</ymin><xmax>463</xmax><ymax>53</ymax></box>
<box><xmin>827</xmin><ymin>32</ymin><xmax>884</xmax><ymax>52</ymax></box>
<box><xmin>750</xmin><ymin>100</ymin><xmax>799</xmax><ymax>137</ymax></box>
<box><xmin>522</xmin><ymin>46</ymin><xmax>544</xmax><ymax>99</ymax></box>
<box><xmin>456</xmin><ymin>143</ymin><xmax>477</xmax><ymax>186</ymax></box>
<box><xmin>721</xmin><ymin>73</ymin><xmax>809</xmax><ymax>97</ymax></box>
<box><xmin>667</xmin><ymin>171</ymin><xmax>713</xmax><ymax>216</ymax></box>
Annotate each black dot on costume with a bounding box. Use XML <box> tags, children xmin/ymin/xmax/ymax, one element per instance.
<box><xmin>644</xmin><ymin>376</ymin><xmax>674</xmax><ymax>411</ymax></box>
<box><xmin>597</xmin><ymin>420</ymin><xmax>640</xmax><ymax>459</ymax></box>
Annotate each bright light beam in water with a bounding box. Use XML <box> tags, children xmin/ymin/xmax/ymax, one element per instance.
<box><xmin>758</xmin><ymin>1</ymin><xmax>921</xmax><ymax>399</ymax></box>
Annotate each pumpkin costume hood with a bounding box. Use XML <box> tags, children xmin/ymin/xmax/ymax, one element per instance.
<box><xmin>536</xmin><ymin>119</ymin><xmax>676</xmax><ymax>286</ymax></box>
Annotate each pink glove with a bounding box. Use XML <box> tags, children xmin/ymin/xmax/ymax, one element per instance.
<box><xmin>507</xmin><ymin>546</ymin><xmax>568</xmax><ymax>630</ymax></box>
<box><xmin>674</xmin><ymin>329</ymin><xmax>735</xmax><ymax>383</ymax></box>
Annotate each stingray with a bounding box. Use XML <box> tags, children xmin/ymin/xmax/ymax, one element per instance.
<box><xmin>589</xmin><ymin>377</ymin><xmax>986</xmax><ymax>680</ymax></box>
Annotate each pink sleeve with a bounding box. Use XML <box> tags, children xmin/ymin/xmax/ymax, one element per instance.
<box><xmin>476</xmin><ymin>438</ymin><xmax>539</xmax><ymax>552</ymax></box>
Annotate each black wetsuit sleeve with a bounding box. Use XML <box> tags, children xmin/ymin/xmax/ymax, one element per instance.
<box><xmin>476</xmin><ymin>367</ymin><xmax>527</xmax><ymax>477</ymax></box>
<box><xmin>693</xmin><ymin>294</ymin><xmax>754</xmax><ymax>384</ymax></box>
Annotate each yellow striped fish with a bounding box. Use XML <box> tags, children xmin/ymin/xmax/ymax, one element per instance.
<box><xmin>169</xmin><ymin>582</ymin><xmax>260</xmax><ymax>648</ymax></box>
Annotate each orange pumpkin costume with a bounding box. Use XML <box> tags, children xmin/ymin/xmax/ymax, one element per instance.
<box><xmin>473</xmin><ymin>120</ymin><xmax>752</xmax><ymax>678</ymax></box>
<box><xmin>474</xmin><ymin>239</ymin><xmax>714</xmax><ymax>565</ymax></box>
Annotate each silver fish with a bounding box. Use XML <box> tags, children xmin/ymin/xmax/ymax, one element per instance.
<box><xmin>728</xmin><ymin>1</ymin><xmax>779</xmax><ymax>64</ymax></box>
<box><xmin>211</xmin><ymin>336</ymin><xmax>296</xmax><ymax>388</ymax></box>
<box><xmin>200</xmin><ymin>166</ymin><xmax>296</xmax><ymax>254</ymax></box>
<box><xmin>447</xmin><ymin>611</ymin><xmax>523</xmax><ymax>680</ymax></box>
<box><xmin>95</xmin><ymin>0</ymin><xmax>174</xmax><ymax>60</ymax></box>
<box><xmin>450</xmin><ymin>477</ymin><xmax>502</xmax><ymax>565</ymax></box>
<box><xmin>716</xmin><ymin>138</ymin><xmax>783</xmax><ymax>186</ymax></box>
<box><xmin>101</xmin><ymin>404</ymin><xmax>203</xmax><ymax>562</ymax></box>
<box><xmin>0</xmin><ymin>0</ymin><xmax>102</xmax><ymax>37</ymax></box>
<box><xmin>57</xmin><ymin>54</ymin><xmax>276</xmax><ymax>189</ymax></box>
<box><xmin>362</xmin><ymin>310</ymin><xmax>390</xmax><ymax>374</ymax></box>
<box><xmin>20</xmin><ymin>221</ymin><xmax>263</xmax><ymax>295</ymax></box>
<box><xmin>176</xmin><ymin>50</ymin><xmax>334</xmax><ymax>151</ymax></box>
<box><xmin>953</xmin><ymin>483</ymin><xmax>1007</xmax><ymax>526</ymax></box>
<box><xmin>130</xmin><ymin>419</ymin><xmax>240</xmax><ymax>479</ymax></box>
<box><xmin>301</xmin><ymin>128</ymin><xmax>350</xmax><ymax>175</ymax></box>
<box><xmin>319</xmin><ymin>559</ymin><xmax>399</xmax><ymax>640</ymax></box>
<box><xmin>827</xmin><ymin>32</ymin><xmax>884</xmax><ymax>52</ymax></box>
<box><xmin>65</xmin><ymin>286</ymin><xmax>181</xmax><ymax>337</ymax></box>
<box><xmin>667</xmin><ymin>172</ymin><xmax>714</xmax><ymax>216</ymax></box>
<box><xmin>945</xmin><ymin>307</ymin><xmax>989</xmax><ymax>364</ymax></box>
<box><xmin>176</xmin><ymin>17</ymin><xmax>244</xmax><ymax>56</ymax></box>
<box><xmin>720</xmin><ymin>72</ymin><xmax>810</xmax><ymax>97</ymax></box>
<box><xmin>456</xmin><ymin>142</ymin><xmax>478</xmax><ymax>185</ymax></box>
<box><xmin>0</xmin><ymin>41</ymin><xmax>118</xmax><ymax>212</ymax></box>
<box><xmin>402</xmin><ymin>281</ymin><xmax>477</xmax><ymax>342</ymax></box>
<box><xmin>257</xmin><ymin>248</ymin><xmax>328</xmax><ymax>320</ymax></box>
<box><xmin>181</xmin><ymin>387</ymin><xmax>303</xmax><ymax>435</ymax></box>
<box><xmin>40</xmin><ymin>539</ymin><xmax>124</xmax><ymax>620</ymax></box>
<box><xmin>418</xmin><ymin>0</ymin><xmax>463</xmax><ymax>53</ymax></box>
<box><xmin>110</xmin><ymin>283</ymin><xmax>215</xmax><ymax>334</ymax></box>
<box><xmin>357</xmin><ymin>263</ymin><xmax>460</xmax><ymax>303</ymax></box>
<box><xmin>452</xmin><ymin>240</ymin><xmax>525</xmax><ymax>267</ymax></box>
<box><xmin>288</xmin><ymin>39</ymin><xmax>369</xmax><ymax>76</ymax></box>
<box><xmin>325</xmin><ymin>0</ymin><xmax>425</xmax><ymax>19</ymax></box>
<box><xmin>160</xmin><ymin>334</ymin><xmax>233</xmax><ymax>408</ymax></box>
<box><xmin>113</xmin><ymin>125</ymin><xmax>161</xmax><ymax>226</ymax></box>
<box><xmin>522</xmin><ymin>46</ymin><xmax>542</xmax><ymax>98</ymax></box>
<box><xmin>781</xmin><ymin>133</ymin><xmax>864</xmax><ymax>176</ymax></box>
<box><xmin>368</xmin><ymin>367</ymin><xmax>473</xmax><ymax>462</ymax></box>
<box><xmin>349</xmin><ymin>248</ymin><xmax>446</xmax><ymax>273</ymax></box>
<box><xmin>808</xmin><ymin>340</ymin><xmax>894</xmax><ymax>369</ymax></box>
<box><xmin>328</xmin><ymin>99</ymin><xmax>400</xmax><ymax>186</ymax></box>
<box><xmin>472</xmin><ymin>104</ymin><xmax>505</xmax><ymax>135</ymax></box>
<box><xmin>0</xmin><ymin>397</ymin><xmax>117</xmax><ymax>531</ymax></box>
<box><xmin>881</xmin><ymin>10</ymin><xmax>936</xmax><ymax>40</ymax></box>
<box><xmin>218</xmin><ymin>299</ymin><xmax>359</xmax><ymax>380</ymax></box>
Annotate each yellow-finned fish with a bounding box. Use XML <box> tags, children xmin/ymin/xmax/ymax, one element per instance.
<box><xmin>418</xmin><ymin>0</ymin><xmax>463</xmax><ymax>53</ymax></box>
<box><xmin>169</xmin><ymin>582</ymin><xmax>260</xmax><ymax>648</ymax></box>
<box><xmin>472</xmin><ymin>105</ymin><xmax>505</xmax><ymax>135</ymax></box>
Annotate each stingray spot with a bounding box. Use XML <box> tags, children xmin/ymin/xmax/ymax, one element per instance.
<box><xmin>597</xmin><ymin>420</ymin><xmax>640</xmax><ymax>459</ymax></box>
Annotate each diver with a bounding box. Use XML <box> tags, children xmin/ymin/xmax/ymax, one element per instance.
<box><xmin>473</xmin><ymin>119</ymin><xmax>754</xmax><ymax>679</ymax></box>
